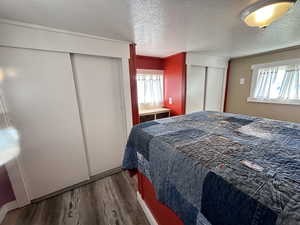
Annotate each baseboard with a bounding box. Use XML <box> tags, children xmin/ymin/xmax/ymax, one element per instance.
<box><xmin>0</xmin><ymin>201</ymin><xmax>18</xmax><ymax>224</ymax></box>
<box><xmin>32</xmin><ymin>167</ymin><xmax>122</xmax><ymax>203</ymax></box>
<box><xmin>137</xmin><ymin>192</ymin><xmax>159</xmax><ymax>225</ymax></box>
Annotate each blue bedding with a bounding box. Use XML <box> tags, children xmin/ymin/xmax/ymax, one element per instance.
<box><xmin>122</xmin><ymin>111</ymin><xmax>300</xmax><ymax>225</ymax></box>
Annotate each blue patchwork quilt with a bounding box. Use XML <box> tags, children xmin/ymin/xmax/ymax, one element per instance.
<box><xmin>122</xmin><ymin>111</ymin><xmax>300</xmax><ymax>225</ymax></box>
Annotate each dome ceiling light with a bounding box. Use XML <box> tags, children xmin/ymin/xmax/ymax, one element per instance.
<box><xmin>240</xmin><ymin>0</ymin><xmax>297</xmax><ymax>28</ymax></box>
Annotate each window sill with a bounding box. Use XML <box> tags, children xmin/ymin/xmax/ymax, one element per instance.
<box><xmin>247</xmin><ymin>97</ymin><xmax>300</xmax><ymax>106</ymax></box>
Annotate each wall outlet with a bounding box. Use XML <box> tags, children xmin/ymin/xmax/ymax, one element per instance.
<box><xmin>240</xmin><ymin>78</ymin><xmax>245</xmax><ymax>85</ymax></box>
<box><xmin>168</xmin><ymin>97</ymin><xmax>173</xmax><ymax>105</ymax></box>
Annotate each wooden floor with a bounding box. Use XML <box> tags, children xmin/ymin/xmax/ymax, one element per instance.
<box><xmin>1</xmin><ymin>172</ymin><xmax>150</xmax><ymax>225</ymax></box>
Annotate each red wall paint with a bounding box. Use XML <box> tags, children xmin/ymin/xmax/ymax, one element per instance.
<box><xmin>163</xmin><ymin>52</ymin><xmax>186</xmax><ymax>116</ymax></box>
<box><xmin>0</xmin><ymin>166</ymin><xmax>15</xmax><ymax>207</ymax></box>
<box><xmin>129</xmin><ymin>44</ymin><xmax>140</xmax><ymax>125</ymax></box>
<box><xmin>136</xmin><ymin>55</ymin><xmax>164</xmax><ymax>70</ymax></box>
<box><xmin>132</xmin><ymin>52</ymin><xmax>186</xmax><ymax>121</ymax></box>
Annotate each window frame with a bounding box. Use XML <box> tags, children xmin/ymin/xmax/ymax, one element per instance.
<box><xmin>136</xmin><ymin>69</ymin><xmax>164</xmax><ymax>109</ymax></box>
<box><xmin>248</xmin><ymin>58</ymin><xmax>300</xmax><ymax>106</ymax></box>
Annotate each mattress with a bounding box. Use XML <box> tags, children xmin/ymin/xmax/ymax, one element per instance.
<box><xmin>122</xmin><ymin>111</ymin><xmax>300</xmax><ymax>225</ymax></box>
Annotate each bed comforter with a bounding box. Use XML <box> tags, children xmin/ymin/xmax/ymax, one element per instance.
<box><xmin>122</xmin><ymin>111</ymin><xmax>300</xmax><ymax>225</ymax></box>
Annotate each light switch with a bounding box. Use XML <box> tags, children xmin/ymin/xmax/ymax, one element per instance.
<box><xmin>168</xmin><ymin>97</ymin><xmax>173</xmax><ymax>105</ymax></box>
<box><xmin>240</xmin><ymin>78</ymin><xmax>245</xmax><ymax>85</ymax></box>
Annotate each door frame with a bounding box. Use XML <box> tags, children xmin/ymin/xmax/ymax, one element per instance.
<box><xmin>5</xmin><ymin>158</ymin><xmax>30</xmax><ymax>207</ymax></box>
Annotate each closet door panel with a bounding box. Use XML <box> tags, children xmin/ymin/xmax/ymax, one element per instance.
<box><xmin>71</xmin><ymin>54</ymin><xmax>126</xmax><ymax>176</ymax></box>
<box><xmin>0</xmin><ymin>47</ymin><xmax>89</xmax><ymax>199</ymax></box>
<box><xmin>186</xmin><ymin>66</ymin><xmax>206</xmax><ymax>114</ymax></box>
<box><xmin>205</xmin><ymin>67</ymin><xmax>225</xmax><ymax>112</ymax></box>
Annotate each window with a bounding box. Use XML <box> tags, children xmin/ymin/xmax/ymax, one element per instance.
<box><xmin>0</xmin><ymin>89</ymin><xmax>11</xmax><ymax>129</ymax></box>
<box><xmin>136</xmin><ymin>69</ymin><xmax>164</xmax><ymax>110</ymax></box>
<box><xmin>248</xmin><ymin>59</ymin><xmax>300</xmax><ymax>105</ymax></box>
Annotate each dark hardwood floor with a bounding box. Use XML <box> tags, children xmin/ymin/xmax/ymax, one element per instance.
<box><xmin>2</xmin><ymin>172</ymin><xmax>150</xmax><ymax>225</ymax></box>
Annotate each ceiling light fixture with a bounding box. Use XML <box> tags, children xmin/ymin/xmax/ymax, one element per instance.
<box><xmin>240</xmin><ymin>0</ymin><xmax>297</xmax><ymax>28</ymax></box>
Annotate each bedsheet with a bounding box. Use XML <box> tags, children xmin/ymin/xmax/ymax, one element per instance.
<box><xmin>122</xmin><ymin>111</ymin><xmax>300</xmax><ymax>225</ymax></box>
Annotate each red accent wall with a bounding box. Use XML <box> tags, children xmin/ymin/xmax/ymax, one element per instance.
<box><xmin>129</xmin><ymin>44</ymin><xmax>140</xmax><ymax>125</ymax></box>
<box><xmin>130</xmin><ymin>52</ymin><xmax>187</xmax><ymax>121</ymax></box>
<box><xmin>0</xmin><ymin>166</ymin><xmax>15</xmax><ymax>207</ymax></box>
<box><xmin>136</xmin><ymin>55</ymin><xmax>164</xmax><ymax>70</ymax></box>
<box><xmin>163</xmin><ymin>53</ymin><xmax>186</xmax><ymax>116</ymax></box>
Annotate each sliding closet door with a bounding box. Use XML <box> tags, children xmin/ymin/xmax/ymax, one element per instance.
<box><xmin>186</xmin><ymin>65</ymin><xmax>206</xmax><ymax>114</ymax></box>
<box><xmin>205</xmin><ymin>67</ymin><xmax>225</xmax><ymax>112</ymax></box>
<box><xmin>71</xmin><ymin>54</ymin><xmax>126</xmax><ymax>176</ymax></box>
<box><xmin>0</xmin><ymin>47</ymin><xmax>89</xmax><ymax>199</ymax></box>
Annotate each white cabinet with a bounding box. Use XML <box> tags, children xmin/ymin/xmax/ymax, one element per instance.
<box><xmin>0</xmin><ymin>47</ymin><xmax>90</xmax><ymax>199</ymax></box>
<box><xmin>186</xmin><ymin>53</ymin><xmax>228</xmax><ymax>114</ymax></box>
<box><xmin>0</xmin><ymin>48</ymin><xmax>128</xmax><ymax>200</ymax></box>
<box><xmin>0</xmin><ymin>23</ymin><xmax>132</xmax><ymax>204</ymax></box>
<box><xmin>205</xmin><ymin>67</ymin><xmax>225</xmax><ymax>111</ymax></box>
<box><xmin>71</xmin><ymin>54</ymin><xmax>127</xmax><ymax>176</ymax></box>
<box><xmin>186</xmin><ymin>66</ymin><xmax>206</xmax><ymax>113</ymax></box>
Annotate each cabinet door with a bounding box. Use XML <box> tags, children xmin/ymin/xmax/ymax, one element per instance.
<box><xmin>71</xmin><ymin>54</ymin><xmax>127</xmax><ymax>176</ymax></box>
<box><xmin>0</xmin><ymin>47</ymin><xmax>89</xmax><ymax>199</ymax></box>
<box><xmin>205</xmin><ymin>67</ymin><xmax>225</xmax><ymax>112</ymax></box>
<box><xmin>186</xmin><ymin>65</ymin><xmax>206</xmax><ymax>114</ymax></box>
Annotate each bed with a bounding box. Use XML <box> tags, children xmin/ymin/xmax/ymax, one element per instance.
<box><xmin>122</xmin><ymin>111</ymin><xmax>300</xmax><ymax>225</ymax></box>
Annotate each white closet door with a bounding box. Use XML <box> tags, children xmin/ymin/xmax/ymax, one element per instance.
<box><xmin>71</xmin><ymin>54</ymin><xmax>126</xmax><ymax>176</ymax></box>
<box><xmin>186</xmin><ymin>65</ymin><xmax>206</xmax><ymax>114</ymax></box>
<box><xmin>0</xmin><ymin>47</ymin><xmax>89</xmax><ymax>199</ymax></box>
<box><xmin>205</xmin><ymin>67</ymin><xmax>225</xmax><ymax>112</ymax></box>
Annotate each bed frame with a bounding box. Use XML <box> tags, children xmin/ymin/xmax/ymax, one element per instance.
<box><xmin>137</xmin><ymin>172</ymin><xmax>184</xmax><ymax>225</ymax></box>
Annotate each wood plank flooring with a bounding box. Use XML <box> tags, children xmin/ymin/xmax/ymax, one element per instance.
<box><xmin>1</xmin><ymin>172</ymin><xmax>150</xmax><ymax>225</ymax></box>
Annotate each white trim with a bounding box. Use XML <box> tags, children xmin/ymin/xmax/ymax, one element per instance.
<box><xmin>186</xmin><ymin>52</ymin><xmax>229</xmax><ymax>69</ymax></box>
<box><xmin>0</xmin><ymin>201</ymin><xmax>18</xmax><ymax>224</ymax></box>
<box><xmin>247</xmin><ymin>97</ymin><xmax>300</xmax><ymax>106</ymax></box>
<box><xmin>251</xmin><ymin>58</ymin><xmax>300</xmax><ymax>70</ymax></box>
<box><xmin>137</xmin><ymin>192</ymin><xmax>159</xmax><ymax>225</ymax></box>
<box><xmin>221</xmin><ymin>65</ymin><xmax>228</xmax><ymax>112</ymax></box>
<box><xmin>137</xmin><ymin>69</ymin><xmax>164</xmax><ymax>75</ymax></box>
<box><xmin>5</xmin><ymin>158</ymin><xmax>31</xmax><ymax>207</ymax></box>
<box><xmin>0</xmin><ymin>19</ymin><xmax>130</xmax><ymax>44</ymax></box>
<box><xmin>0</xmin><ymin>20</ymin><xmax>130</xmax><ymax>59</ymax></box>
<box><xmin>121</xmin><ymin>60</ymin><xmax>134</xmax><ymax>137</ymax></box>
<box><xmin>249</xmin><ymin>68</ymin><xmax>259</xmax><ymax>100</ymax></box>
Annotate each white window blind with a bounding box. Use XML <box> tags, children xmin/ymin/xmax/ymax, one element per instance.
<box><xmin>248</xmin><ymin>60</ymin><xmax>300</xmax><ymax>105</ymax></box>
<box><xmin>136</xmin><ymin>69</ymin><xmax>164</xmax><ymax>110</ymax></box>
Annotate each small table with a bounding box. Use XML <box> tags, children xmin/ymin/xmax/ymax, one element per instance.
<box><xmin>139</xmin><ymin>108</ymin><xmax>171</xmax><ymax>122</ymax></box>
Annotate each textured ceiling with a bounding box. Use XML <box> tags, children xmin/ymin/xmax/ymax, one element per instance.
<box><xmin>0</xmin><ymin>0</ymin><xmax>299</xmax><ymax>58</ymax></box>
